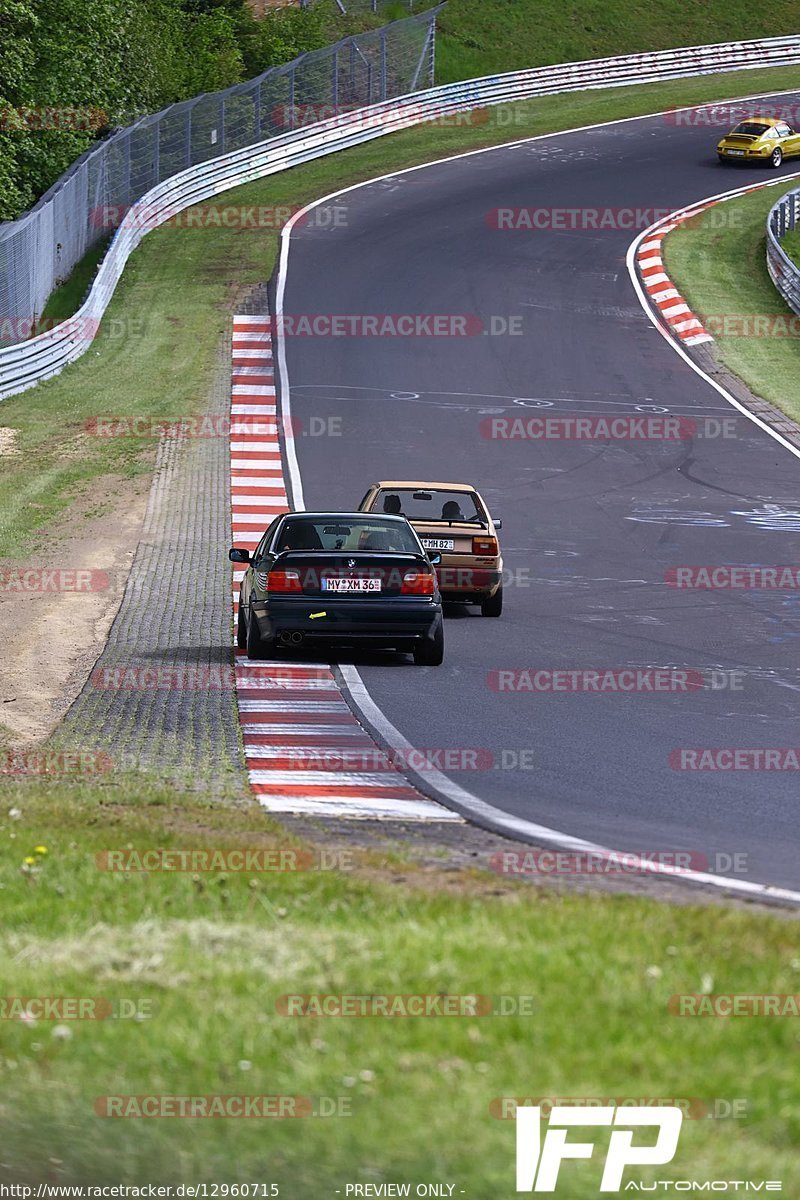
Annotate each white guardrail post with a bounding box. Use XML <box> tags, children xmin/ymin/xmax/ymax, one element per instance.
<box><xmin>766</xmin><ymin>188</ymin><xmax>800</xmax><ymax>316</ymax></box>
<box><xmin>2</xmin><ymin>31</ymin><xmax>800</xmax><ymax>401</ymax></box>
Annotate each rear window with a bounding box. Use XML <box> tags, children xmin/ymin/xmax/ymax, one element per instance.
<box><xmin>732</xmin><ymin>122</ymin><xmax>770</xmax><ymax>136</ymax></box>
<box><xmin>374</xmin><ymin>488</ymin><xmax>487</xmax><ymax>525</ymax></box>
<box><xmin>274</xmin><ymin>517</ymin><xmax>421</xmax><ymax>554</ymax></box>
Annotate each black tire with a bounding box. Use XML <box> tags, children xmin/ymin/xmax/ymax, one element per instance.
<box><xmin>246</xmin><ymin>601</ymin><xmax>275</xmax><ymax>660</ymax></box>
<box><xmin>236</xmin><ymin>596</ymin><xmax>247</xmax><ymax>648</ymax></box>
<box><xmin>413</xmin><ymin>622</ymin><xmax>444</xmax><ymax>666</ymax></box>
<box><xmin>481</xmin><ymin>586</ymin><xmax>503</xmax><ymax>617</ymax></box>
<box><xmin>717</xmin><ymin>155</ymin><xmax>729</xmax><ymax>165</ymax></box>
<box><xmin>771</xmin><ymin>147</ymin><xmax>783</xmax><ymax>169</ymax></box>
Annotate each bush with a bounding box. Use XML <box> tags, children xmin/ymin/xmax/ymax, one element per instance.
<box><xmin>0</xmin><ymin>0</ymin><xmax>353</xmax><ymax>221</ymax></box>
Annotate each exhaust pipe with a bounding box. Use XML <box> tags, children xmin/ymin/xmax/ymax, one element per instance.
<box><xmin>279</xmin><ymin>631</ymin><xmax>305</xmax><ymax>646</ymax></box>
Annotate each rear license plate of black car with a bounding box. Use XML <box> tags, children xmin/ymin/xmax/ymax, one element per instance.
<box><xmin>322</xmin><ymin>578</ymin><xmax>382</xmax><ymax>593</ymax></box>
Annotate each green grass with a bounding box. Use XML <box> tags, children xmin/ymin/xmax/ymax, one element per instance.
<box><xmin>38</xmin><ymin>237</ymin><xmax>112</xmax><ymax>327</ymax></box>
<box><xmin>3</xmin><ymin>62</ymin><xmax>800</xmax><ymax>563</ymax></box>
<box><xmin>0</xmin><ymin>776</ymin><xmax>798</xmax><ymax>1188</ymax></box>
<box><xmin>435</xmin><ymin>0</ymin><xmax>800</xmax><ymax>84</ymax></box>
<box><xmin>783</xmin><ymin>226</ymin><xmax>800</xmax><ymax>266</ymax></box>
<box><xmin>664</xmin><ymin>182</ymin><xmax>800</xmax><ymax>419</ymax></box>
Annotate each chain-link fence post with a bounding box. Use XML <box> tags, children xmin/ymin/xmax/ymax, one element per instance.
<box><xmin>153</xmin><ymin>120</ymin><xmax>160</xmax><ymax>188</ymax></box>
<box><xmin>380</xmin><ymin>30</ymin><xmax>388</xmax><ymax>101</ymax></box>
<box><xmin>254</xmin><ymin>80</ymin><xmax>261</xmax><ymax>139</ymax></box>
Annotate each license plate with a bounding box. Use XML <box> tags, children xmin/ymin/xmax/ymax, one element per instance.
<box><xmin>727</xmin><ymin>150</ymin><xmax>745</xmax><ymax>156</ymax></box>
<box><xmin>421</xmin><ymin>538</ymin><xmax>455</xmax><ymax>551</ymax></box>
<box><xmin>322</xmin><ymin>577</ymin><xmax>382</xmax><ymax>593</ymax></box>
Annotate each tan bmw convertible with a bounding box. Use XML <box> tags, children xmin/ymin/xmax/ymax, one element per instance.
<box><xmin>358</xmin><ymin>481</ymin><xmax>504</xmax><ymax>616</ymax></box>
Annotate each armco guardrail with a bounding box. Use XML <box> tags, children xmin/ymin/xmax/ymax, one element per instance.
<box><xmin>2</xmin><ymin>31</ymin><xmax>800</xmax><ymax>401</ymax></box>
<box><xmin>767</xmin><ymin>188</ymin><xmax>800</xmax><ymax>315</ymax></box>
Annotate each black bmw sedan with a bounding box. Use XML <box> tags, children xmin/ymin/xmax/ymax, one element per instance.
<box><xmin>230</xmin><ymin>512</ymin><xmax>444</xmax><ymax>665</ymax></box>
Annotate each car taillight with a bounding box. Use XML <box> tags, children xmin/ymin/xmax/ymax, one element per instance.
<box><xmin>472</xmin><ymin>536</ymin><xmax>498</xmax><ymax>556</ymax></box>
<box><xmin>267</xmin><ymin>569</ymin><xmax>302</xmax><ymax>593</ymax></box>
<box><xmin>401</xmin><ymin>570</ymin><xmax>435</xmax><ymax>595</ymax></box>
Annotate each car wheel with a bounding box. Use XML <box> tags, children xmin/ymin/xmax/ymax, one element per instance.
<box><xmin>771</xmin><ymin>147</ymin><xmax>783</xmax><ymax>168</ymax></box>
<box><xmin>481</xmin><ymin>585</ymin><xmax>503</xmax><ymax>618</ymax></box>
<box><xmin>717</xmin><ymin>155</ymin><xmax>729</xmax><ymax>165</ymax></box>
<box><xmin>236</xmin><ymin>596</ymin><xmax>247</xmax><ymax>648</ymax></box>
<box><xmin>246</xmin><ymin>601</ymin><xmax>274</xmax><ymax>660</ymax></box>
<box><xmin>413</xmin><ymin>623</ymin><xmax>444</xmax><ymax>666</ymax></box>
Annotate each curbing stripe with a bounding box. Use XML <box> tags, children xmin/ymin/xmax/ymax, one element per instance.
<box><xmin>229</xmin><ymin>313</ymin><xmax>461</xmax><ymax>822</ymax></box>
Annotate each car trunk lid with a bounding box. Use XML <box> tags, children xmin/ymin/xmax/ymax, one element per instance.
<box><xmin>409</xmin><ymin>521</ymin><xmax>484</xmax><ymax>554</ymax></box>
<box><xmin>273</xmin><ymin>552</ymin><xmax>429</xmax><ymax>597</ymax></box>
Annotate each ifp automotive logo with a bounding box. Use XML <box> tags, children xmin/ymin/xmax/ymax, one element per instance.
<box><xmin>515</xmin><ymin>1104</ymin><xmax>682</xmax><ymax>1192</ymax></box>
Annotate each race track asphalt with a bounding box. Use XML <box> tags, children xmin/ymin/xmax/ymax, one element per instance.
<box><xmin>279</xmin><ymin>92</ymin><xmax>800</xmax><ymax>890</ymax></box>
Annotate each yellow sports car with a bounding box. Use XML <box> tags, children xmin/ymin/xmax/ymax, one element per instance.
<box><xmin>717</xmin><ymin>116</ymin><xmax>800</xmax><ymax>167</ymax></box>
<box><xmin>359</xmin><ymin>481</ymin><xmax>504</xmax><ymax>616</ymax></box>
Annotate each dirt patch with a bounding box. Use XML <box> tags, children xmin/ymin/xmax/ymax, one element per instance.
<box><xmin>0</xmin><ymin>477</ymin><xmax>148</xmax><ymax>744</ymax></box>
<box><xmin>0</xmin><ymin>428</ymin><xmax>21</xmax><ymax>457</ymax></box>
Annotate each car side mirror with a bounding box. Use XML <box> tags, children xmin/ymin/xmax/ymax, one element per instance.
<box><xmin>493</xmin><ymin>517</ymin><xmax>503</xmax><ymax>530</ymax></box>
<box><xmin>427</xmin><ymin>551</ymin><xmax>442</xmax><ymax>565</ymax></box>
<box><xmin>229</xmin><ymin>547</ymin><xmax>251</xmax><ymax>564</ymax></box>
